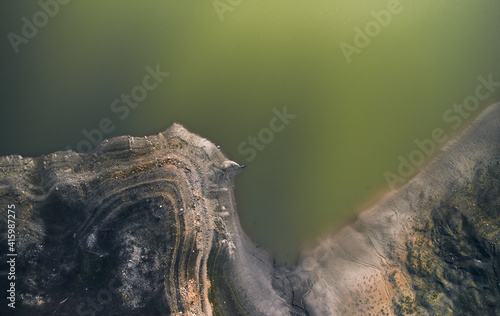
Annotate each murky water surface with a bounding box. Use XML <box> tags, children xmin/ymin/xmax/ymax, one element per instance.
<box><xmin>1</xmin><ymin>0</ymin><xmax>499</xmax><ymax>263</ymax></box>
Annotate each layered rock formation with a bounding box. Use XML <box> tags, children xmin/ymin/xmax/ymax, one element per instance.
<box><xmin>0</xmin><ymin>124</ymin><xmax>288</xmax><ymax>315</ymax></box>
<box><xmin>1</xmin><ymin>103</ymin><xmax>499</xmax><ymax>315</ymax></box>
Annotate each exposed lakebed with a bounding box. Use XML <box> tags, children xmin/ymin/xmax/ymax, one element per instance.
<box><xmin>1</xmin><ymin>0</ymin><xmax>500</xmax><ymax>263</ymax></box>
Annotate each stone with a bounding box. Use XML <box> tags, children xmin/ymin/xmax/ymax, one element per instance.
<box><xmin>1</xmin><ymin>103</ymin><xmax>500</xmax><ymax>315</ymax></box>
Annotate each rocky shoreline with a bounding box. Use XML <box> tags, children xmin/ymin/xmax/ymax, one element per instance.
<box><xmin>1</xmin><ymin>103</ymin><xmax>499</xmax><ymax>315</ymax></box>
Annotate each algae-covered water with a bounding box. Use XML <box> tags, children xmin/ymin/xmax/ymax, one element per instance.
<box><xmin>1</xmin><ymin>0</ymin><xmax>499</xmax><ymax>264</ymax></box>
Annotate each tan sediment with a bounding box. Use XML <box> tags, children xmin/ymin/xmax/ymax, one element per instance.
<box><xmin>294</xmin><ymin>102</ymin><xmax>500</xmax><ymax>315</ymax></box>
<box><xmin>1</xmin><ymin>103</ymin><xmax>499</xmax><ymax>315</ymax></box>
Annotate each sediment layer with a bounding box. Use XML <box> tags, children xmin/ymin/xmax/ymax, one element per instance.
<box><xmin>293</xmin><ymin>102</ymin><xmax>500</xmax><ymax>315</ymax></box>
<box><xmin>1</xmin><ymin>103</ymin><xmax>499</xmax><ymax>315</ymax></box>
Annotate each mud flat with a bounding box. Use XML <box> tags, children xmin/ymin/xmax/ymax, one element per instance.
<box><xmin>1</xmin><ymin>103</ymin><xmax>499</xmax><ymax>315</ymax></box>
<box><xmin>293</xmin><ymin>102</ymin><xmax>500</xmax><ymax>315</ymax></box>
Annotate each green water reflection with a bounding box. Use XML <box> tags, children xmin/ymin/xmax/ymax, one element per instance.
<box><xmin>1</xmin><ymin>0</ymin><xmax>499</xmax><ymax>264</ymax></box>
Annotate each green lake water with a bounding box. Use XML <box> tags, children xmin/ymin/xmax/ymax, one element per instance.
<box><xmin>1</xmin><ymin>0</ymin><xmax>499</xmax><ymax>264</ymax></box>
